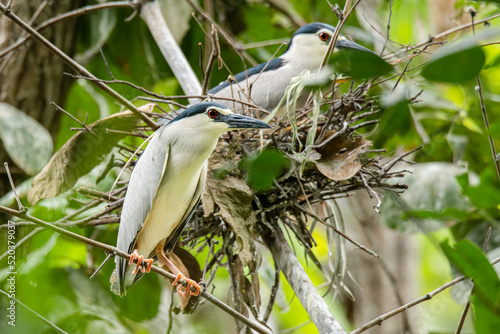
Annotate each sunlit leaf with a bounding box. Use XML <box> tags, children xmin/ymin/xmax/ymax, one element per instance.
<box><xmin>0</xmin><ymin>102</ymin><xmax>53</xmax><ymax>175</ymax></box>
<box><xmin>461</xmin><ymin>116</ymin><xmax>483</xmax><ymax>134</ymax></box>
<box><xmin>421</xmin><ymin>40</ymin><xmax>485</xmax><ymax>82</ymax></box>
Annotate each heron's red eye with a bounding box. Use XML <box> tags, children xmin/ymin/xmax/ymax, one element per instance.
<box><xmin>207</xmin><ymin>109</ymin><xmax>218</xmax><ymax>119</ymax></box>
<box><xmin>319</xmin><ymin>32</ymin><xmax>330</xmax><ymax>42</ymax></box>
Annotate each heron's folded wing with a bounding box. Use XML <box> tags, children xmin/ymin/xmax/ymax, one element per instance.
<box><xmin>112</xmin><ymin>127</ymin><xmax>170</xmax><ymax>295</ymax></box>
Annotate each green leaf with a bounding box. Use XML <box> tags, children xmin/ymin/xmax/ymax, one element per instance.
<box><xmin>330</xmin><ymin>49</ymin><xmax>392</xmax><ymax>79</ymax></box>
<box><xmin>240</xmin><ymin>149</ymin><xmax>289</xmax><ymax>191</ymax></box>
<box><xmin>0</xmin><ymin>102</ymin><xmax>53</xmax><ymax>175</ymax></box>
<box><xmin>379</xmin><ymin>87</ymin><xmax>412</xmax><ymax>136</ymax></box>
<box><xmin>458</xmin><ymin>168</ymin><xmax>500</xmax><ymax>211</ymax></box>
<box><xmin>441</xmin><ymin>239</ymin><xmax>500</xmax><ymax>332</ymax></box>
<box><xmin>28</xmin><ymin>111</ymin><xmax>142</xmax><ymax>204</ymax></box>
<box><xmin>421</xmin><ymin>40</ymin><xmax>485</xmax><ymax>83</ymax></box>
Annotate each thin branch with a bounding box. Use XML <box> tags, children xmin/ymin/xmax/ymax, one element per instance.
<box><xmin>412</xmin><ymin>12</ymin><xmax>500</xmax><ymax>50</ymax></box>
<box><xmin>469</xmin><ymin>9</ymin><xmax>500</xmax><ymax>180</ymax></box>
<box><xmin>51</xmin><ymin>102</ymin><xmax>96</xmax><ymax>135</ymax></box>
<box><xmin>98</xmin><ymin>45</ymin><xmax>115</xmax><ymax>80</ymax></box>
<box><xmin>201</xmin><ymin>25</ymin><xmax>221</xmax><ymax>95</ymax></box>
<box><xmin>0</xmin><ymin>227</ymin><xmax>43</xmax><ymax>262</ymax></box>
<box><xmin>185</xmin><ymin>0</ymin><xmax>258</xmax><ymax>66</ymax></box>
<box><xmin>380</xmin><ymin>0</ymin><xmax>393</xmax><ymax>55</ymax></box>
<box><xmin>262</xmin><ymin>261</ymin><xmax>280</xmax><ymax>323</ymax></box>
<box><xmin>264</xmin><ymin>0</ymin><xmax>307</xmax><ymax>27</ymax></box>
<box><xmin>319</xmin><ymin>0</ymin><xmax>363</xmax><ymax>70</ymax></box>
<box><xmin>351</xmin><ymin>255</ymin><xmax>500</xmax><ymax>334</ymax></box>
<box><xmin>4</xmin><ymin>163</ymin><xmax>24</xmax><ymax>212</ymax></box>
<box><xmin>0</xmin><ymin>289</ymin><xmax>68</xmax><ymax>333</ymax></box>
<box><xmin>0</xmin><ymin>3</ymin><xmax>158</xmax><ymax>129</ymax></box>
<box><xmin>90</xmin><ymin>252</ymin><xmax>115</xmax><ymax>280</ymax></box>
<box><xmin>359</xmin><ymin>171</ymin><xmax>382</xmax><ymax>213</ymax></box>
<box><xmin>0</xmin><ymin>205</ymin><xmax>271</xmax><ymax>334</ymax></box>
<box><xmin>140</xmin><ymin>1</ymin><xmax>201</xmax><ymax>102</ymax></box>
<box><xmin>293</xmin><ymin>204</ymin><xmax>379</xmax><ymax>258</ymax></box>
<box><xmin>455</xmin><ymin>226</ymin><xmax>492</xmax><ymax>334</ymax></box>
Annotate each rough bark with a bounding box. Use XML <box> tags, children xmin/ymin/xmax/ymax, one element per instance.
<box><xmin>0</xmin><ymin>0</ymin><xmax>81</xmax><ymax>193</ymax></box>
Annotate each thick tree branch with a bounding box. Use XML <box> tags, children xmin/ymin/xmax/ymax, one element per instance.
<box><xmin>0</xmin><ymin>2</ymin><xmax>158</xmax><ymax>130</ymax></box>
<box><xmin>140</xmin><ymin>1</ymin><xmax>201</xmax><ymax>103</ymax></box>
<box><xmin>263</xmin><ymin>225</ymin><xmax>347</xmax><ymax>334</ymax></box>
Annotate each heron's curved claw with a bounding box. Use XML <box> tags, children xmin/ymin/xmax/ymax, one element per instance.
<box><xmin>172</xmin><ymin>273</ymin><xmax>201</xmax><ymax>297</ymax></box>
<box><xmin>129</xmin><ymin>249</ymin><xmax>154</xmax><ymax>275</ymax></box>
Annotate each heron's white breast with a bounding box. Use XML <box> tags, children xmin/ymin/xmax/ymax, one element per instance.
<box><xmin>135</xmin><ymin>119</ymin><xmax>218</xmax><ymax>257</ymax></box>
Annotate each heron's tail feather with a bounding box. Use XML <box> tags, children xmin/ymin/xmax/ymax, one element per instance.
<box><xmin>110</xmin><ymin>265</ymin><xmax>145</xmax><ymax>296</ymax></box>
<box><xmin>110</xmin><ymin>269</ymin><xmax>121</xmax><ymax>295</ymax></box>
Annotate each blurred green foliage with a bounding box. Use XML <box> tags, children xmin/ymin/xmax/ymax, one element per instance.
<box><xmin>1</xmin><ymin>0</ymin><xmax>500</xmax><ymax>333</ymax></box>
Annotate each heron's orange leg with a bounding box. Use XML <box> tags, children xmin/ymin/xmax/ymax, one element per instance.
<box><xmin>155</xmin><ymin>242</ymin><xmax>201</xmax><ymax>297</ymax></box>
<box><xmin>129</xmin><ymin>249</ymin><xmax>154</xmax><ymax>275</ymax></box>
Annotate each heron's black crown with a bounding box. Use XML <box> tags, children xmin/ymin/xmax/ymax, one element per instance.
<box><xmin>293</xmin><ymin>22</ymin><xmax>336</xmax><ymax>37</ymax></box>
<box><xmin>170</xmin><ymin>102</ymin><xmax>227</xmax><ymax>124</ymax></box>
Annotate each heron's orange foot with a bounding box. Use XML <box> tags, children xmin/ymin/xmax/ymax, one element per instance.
<box><xmin>172</xmin><ymin>273</ymin><xmax>201</xmax><ymax>297</ymax></box>
<box><xmin>129</xmin><ymin>249</ymin><xmax>154</xmax><ymax>275</ymax></box>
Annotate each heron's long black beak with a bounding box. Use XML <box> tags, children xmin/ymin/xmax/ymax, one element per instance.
<box><xmin>223</xmin><ymin>113</ymin><xmax>271</xmax><ymax>129</ymax></box>
<box><xmin>336</xmin><ymin>38</ymin><xmax>373</xmax><ymax>54</ymax></box>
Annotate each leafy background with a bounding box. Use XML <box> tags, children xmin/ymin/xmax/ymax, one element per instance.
<box><xmin>1</xmin><ymin>0</ymin><xmax>500</xmax><ymax>333</ymax></box>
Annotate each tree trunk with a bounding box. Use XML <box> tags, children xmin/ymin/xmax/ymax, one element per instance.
<box><xmin>341</xmin><ymin>192</ymin><xmax>418</xmax><ymax>334</ymax></box>
<box><xmin>0</xmin><ymin>0</ymin><xmax>81</xmax><ymax>194</ymax></box>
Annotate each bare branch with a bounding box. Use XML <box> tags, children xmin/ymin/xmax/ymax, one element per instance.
<box><xmin>351</xmin><ymin>255</ymin><xmax>500</xmax><ymax>334</ymax></box>
<box><xmin>140</xmin><ymin>1</ymin><xmax>201</xmax><ymax>102</ymax></box>
<box><xmin>469</xmin><ymin>9</ymin><xmax>500</xmax><ymax>180</ymax></box>
<box><xmin>0</xmin><ymin>289</ymin><xmax>68</xmax><ymax>333</ymax></box>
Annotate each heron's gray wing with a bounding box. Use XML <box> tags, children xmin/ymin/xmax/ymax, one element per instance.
<box><xmin>163</xmin><ymin>162</ymin><xmax>208</xmax><ymax>254</ymax></box>
<box><xmin>111</xmin><ymin>128</ymin><xmax>170</xmax><ymax>295</ymax></box>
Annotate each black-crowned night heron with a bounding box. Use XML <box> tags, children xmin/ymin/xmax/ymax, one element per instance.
<box><xmin>110</xmin><ymin>102</ymin><xmax>270</xmax><ymax>296</ymax></box>
<box><xmin>209</xmin><ymin>22</ymin><xmax>372</xmax><ymax>114</ymax></box>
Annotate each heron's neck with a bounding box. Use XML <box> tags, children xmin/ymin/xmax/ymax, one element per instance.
<box><xmin>162</xmin><ymin>121</ymin><xmax>220</xmax><ymax>171</ymax></box>
<box><xmin>281</xmin><ymin>44</ymin><xmax>325</xmax><ymax>73</ymax></box>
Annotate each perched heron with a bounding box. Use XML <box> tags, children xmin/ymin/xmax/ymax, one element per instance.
<box><xmin>209</xmin><ymin>22</ymin><xmax>372</xmax><ymax>114</ymax></box>
<box><xmin>110</xmin><ymin>102</ymin><xmax>270</xmax><ymax>296</ymax></box>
